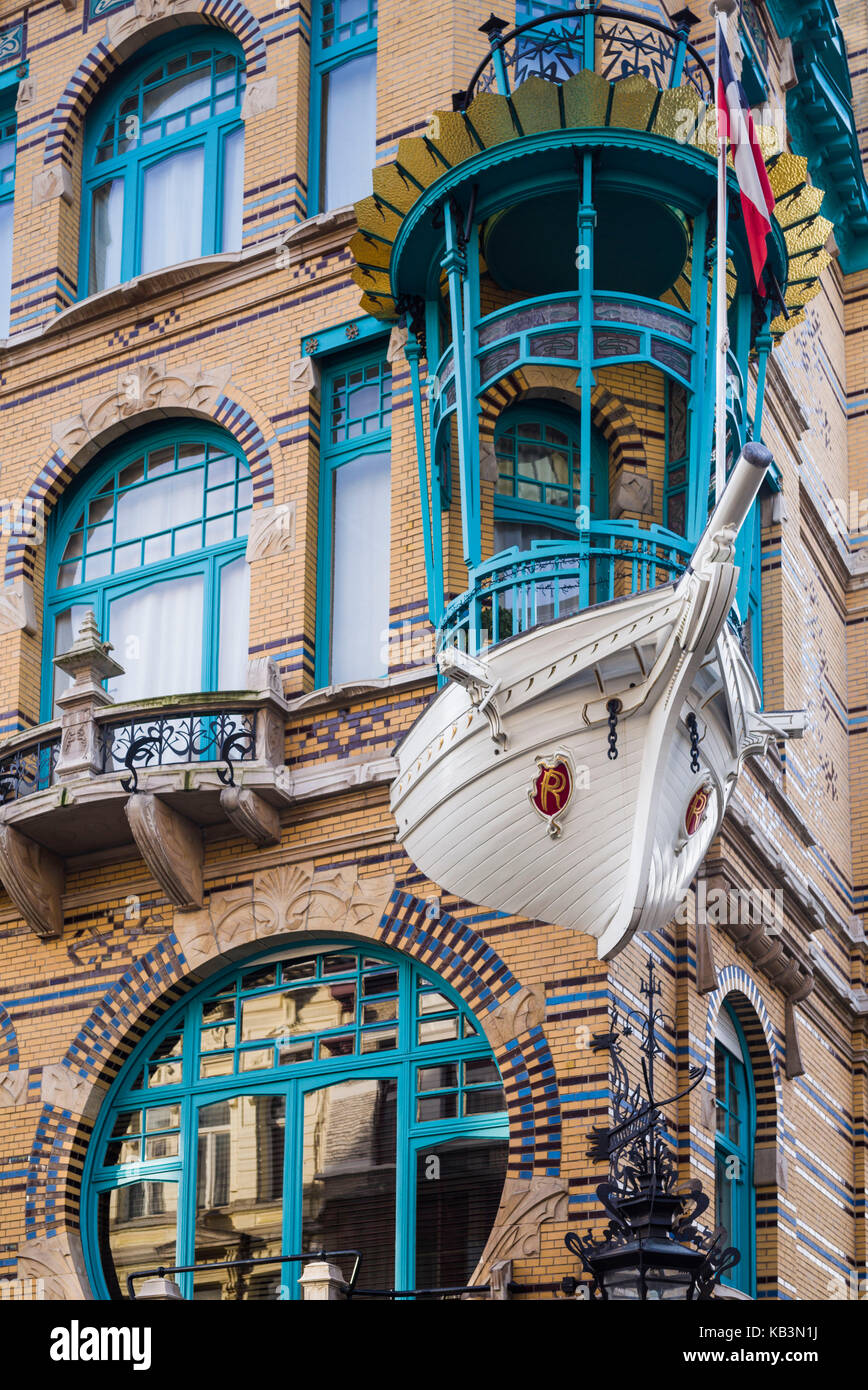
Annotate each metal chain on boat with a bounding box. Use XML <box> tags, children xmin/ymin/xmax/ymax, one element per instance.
<box><xmin>607</xmin><ymin>700</ymin><xmax>620</xmax><ymax>761</ymax></box>
<box><xmin>686</xmin><ymin>712</ymin><xmax>700</xmax><ymax>773</ymax></box>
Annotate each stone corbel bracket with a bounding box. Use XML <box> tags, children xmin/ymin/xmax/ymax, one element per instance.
<box><xmin>125</xmin><ymin>793</ymin><xmax>203</xmax><ymax>911</ymax></box>
<box><xmin>0</xmin><ymin>823</ymin><xmax>65</xmax><ymax>938</ymax></box>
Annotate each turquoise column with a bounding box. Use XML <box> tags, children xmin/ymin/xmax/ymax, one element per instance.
<box><xmin>577</xmin><ymin>151</ymin><xmax>596</xmax><ymax>606</ymax></box>
<box><xmin>442</xmin><ymin>199</ymin><xmax>481</xmax><ymax>570</ymax></box>
<box><xmin>687</xmin><ymin>208</ymin><xmax>708</xmax><ymax>540</ymax></box>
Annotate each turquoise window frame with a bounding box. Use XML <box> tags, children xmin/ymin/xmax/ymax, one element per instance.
<box><xmin>81</xmin><ymin>939</ymin><xmax>508</xmax><ymax>1300</ymax></box>
<box><xmin>493</xmin><ymin>402</ymin><xmax>609</xmax><ymax>539</ymax></box>
<box><xmin>715</xmin><ymin>1005</ymin><xmax>756</xmax><ymax>1297</ymax></box>
<box><xmin>78</xmin><ymin>30</ymin><xmax>245</xmax><ymax>299</ymax></box>
<box><xmin>735</xmin><ymin>498</ymin><xmax>763</xmax><ymax>692</ymax></box>
<box><xmin>0</xmin><ymin>102</ymin><xmax>15</xmax><ymax>337</ymax></box>
<box><xmin>309</xmin><ymin>0</ymin><xmax>378</xmax><ymax>215</ymax></box>
<box><xmin>315</xmin><ymin>344</ymin><xmax>392</xmax><ymax>688</ymax></box>
<box><xmin>664</xmin><ymin>377</ymin><xmax>689</xmax><ymax>537</ymax></box>
<box><xmin>41</xmin><ymin>423</ymin><xmax>252</xmax><ymax>719</ymax></box>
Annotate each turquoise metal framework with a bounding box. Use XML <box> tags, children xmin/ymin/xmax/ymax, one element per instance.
<box><xmin>42</xmin><ymin>423</ymin><xmax>252</xmax><ymax>719</ymax></box>
<box><xmin>385</xmin><ymin>11</ymin><xmax>784</xmax><ymax>676</ymax></box>
<box><xmin>309</xmin><ymin>0</ymin><xmax>378</xmax><ymax>215</ymax></box>
<box><xmin>0</xmin><ymin>103</ymin><xmax>14</xmax><ymax>338</ymax></box>
<box><xmin>714</xmin><ymin>1005</ymin><xmax>757</xmax><ymax>1298</ymax></box>
<box><xmin>314</xmin><ymin>345</ymin><xmax>392</xmax><ymax>687</ymax></box>
<box><xmin>81</xmin><ymin>938</ymin><xmax>507</xmax><ymax>1299</ymax></box>
<box><xmin>79</xmin><ymin>31</ymin><xmax>245</xmax><ymax>297</ymax></box>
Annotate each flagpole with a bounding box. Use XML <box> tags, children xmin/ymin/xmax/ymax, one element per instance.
<box><xmin>712</xmin><ymin>0</ymin><xmax>735</xmax><ymax>505</ymax></box>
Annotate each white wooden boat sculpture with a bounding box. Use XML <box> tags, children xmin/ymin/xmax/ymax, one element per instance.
<box><xmin>391</xmin><ymin>443</ymin><xmax>804</xmax><ymax>959</ymax></box>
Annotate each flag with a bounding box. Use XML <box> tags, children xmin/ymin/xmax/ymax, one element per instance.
<box><xmin>717</xmin><ymin>27</ymin><xmax>775</xmax><ymax>292</ymax></box>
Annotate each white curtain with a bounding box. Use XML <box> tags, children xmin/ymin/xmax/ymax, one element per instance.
<box><xmin>108</xmin><ymin>574</ymin><xmax>204</xmax><ymax>702</ymax></box>
<box><xmin>323</xmin><ymin>52</ymin><xmax>376</xmax><ymax>210</ymax></box>
<box><xmin>141</xmin><ymin>146</ymin><xmax>204</xmax><ymax>274</ymax></box>
<box><xmin>218</xmin><ymin>556</ymin><xmax>250</xmax><ymax>689</ymax></box>
<box><xmin>222</xmin><ymin>127</ymin><xmax>244</xmax><ymax>252</ymax></box>
<box><xmin>115</xmin><ymin>467</ymin><xmax>203</xmax><ymax>545</ymax></box>
<box><xmin>331</xmin><ymin>450</ymin><xmax>390</xmax><ymax>685</ymax></box>
<box><xmin>90</xmin><ymin>180</ymin><xmax>124</xmax><ymax>293</ymax></box>
<box><xmin>0</xmin><ymin>200</ymin><xmax>12</xmax><ymax>337</ymax></box>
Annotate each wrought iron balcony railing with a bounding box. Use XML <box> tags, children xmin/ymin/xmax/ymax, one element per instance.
<box><xmin>101</xmin><ymin>706</ymin><xmax>258</xmax><ymax>792</ymax></box>
<box><xmin>0</xmin><ymin>730</ymin><xmax>60</xmax><ymax>804</ymax></box>
<box><xmin>457</xmin><ymin>4</ymin><xmax>714</xmax><ymax>110</ymax></box>
<box><xmin>438</xmin><ymin>524</ymin><xmax>693</xmax><ymax>654</ymax></box>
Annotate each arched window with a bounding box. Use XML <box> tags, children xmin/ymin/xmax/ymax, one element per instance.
<box><xmin>81</xmin><ymin>33</ymin><xmax>245</xmax><ymax>297</ymax></box>
<box><xmin>44</xmin><ymin>425</ymin><xmax>252</xmax><ymax>715</ymax></box>
<box><xmin>493</xmin><ymin>403</ymin><xmax>608</xmax><ymax>554</ymax></box>
<box><xmin>84</xmin><ymin>941</ymin><xmax>508</xmax><ymax>1299</ymax></box>
<box><xmin>714</xmin><ymin>1003</ymin><xmax>756</xmax><ymax>1296</ymax></box>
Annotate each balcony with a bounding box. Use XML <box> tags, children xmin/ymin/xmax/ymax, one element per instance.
<box><xmin>438</xmin><ymin>524</ymin><xmax>692</xmax><ymax>654</ymax></box>
<box><xmin>0</xmin><ymin>615</ymin><xmax>291</xmax><ymax>939</ymax></box>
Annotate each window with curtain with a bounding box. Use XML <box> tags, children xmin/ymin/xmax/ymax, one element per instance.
<box><xmin>0</xmin><ymin>109</ymin><xmax>15</xmax><ymax>338</ymax></box>
<box><xmin>317</xmin><ymin>350</ymin><xmax>391</xmax><ymax>687</ymax></box>
<box><xmin>44</xmin><ymin>426</ymin><xmax>252</xmax><ymax>716</ymax></box>
<box><xmin>81</xmin><ymin>34</ymin><xmax>245</xmax><ymax>297</ymax></box>
<box><xmin>493</xmin><ymin>403</ymin><xmax>609</xmax><ymax>552</ymax></box>
<box><xmin>664</xmin><ymin>378</ymin><xmax>689</xmax><ymax>537</ymax></box>
<box><xmin>714</xmin><ymin>1004</ymin><xmax>756</xmax><ymax>1297</ymax></box>
<box><xmin>86</xmin><ymin>942</ymin><xmax>508</xmax><ymax>1299</ymax></box>
<box><xmin>311</xmin><ymin>0</ymin><xmax>377</xmax><ymax>212</ymax></box>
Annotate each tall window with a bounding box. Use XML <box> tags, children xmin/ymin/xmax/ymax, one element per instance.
<box><xmin>81</xmin><ymin>34</ymin><xmax>245</xmax><ymax>297</ymax></box>
<box><xmin>714</xmin><ymin>1004</ymin><xmax>755</xmax><ymax>1297</ymax></box>
<box><xmin>493</xmin><ymin>403</ymin><xmax>608</xmax><ymax>553</ymax></box>
<box><xmin>317</xmin><ymin>350</ymin><xmax>391</xmax><ymax>687</ymax></box>
<box><xmin>311</xmin><ymin>0</ymin><xmax>377</xmax><ymax>212</ymax></box>
<box><xmin>0</xmin><ymin>108</ymin><xmax>15</xmax><ymax>337</ymax></box>
<box><xmin>85</xmin><ymin>942</ymin><xmax>508</xmax><ymax>1299</ymax></box>
<box><xmin>664</xmin><ymin>378</ymin><xmax>689</xmax><ymax>537</ymax></box>
<box><xmin>44</xmin><ymin>425</ymin><xmax>252</xmax><ymax>715</ymax></box>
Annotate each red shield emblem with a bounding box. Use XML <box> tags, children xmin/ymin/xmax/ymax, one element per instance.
<box><xmin>685</xmin><ymin>786</ymin><xmax>711</xmax><ymax>837</ymax></box>
<box><xmin>529</xmin><ymin>754</ymin><xmax>573</xmax><ymax>838</ymax></box>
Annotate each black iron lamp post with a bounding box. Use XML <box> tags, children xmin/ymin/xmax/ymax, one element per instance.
<box><xmin>565</xmin><ymin>958</ymin><xmax>740</xmax><ymax>1300</ymax></box>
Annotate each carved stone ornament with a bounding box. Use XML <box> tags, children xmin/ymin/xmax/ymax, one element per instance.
<box><xmin>54</xmin><ymin>612</ymin><xmax>124</xmax><ymax>779</ymax></box>
<box><xmin>219</xmin><ymin>786</ymin><xmax>281</xmax><ymax>847</ymax></box>
<box><xmin>15</xmin><ymin>1233</ymin><xmax>90</xmax><ymax>1301</ymax></box>
<box><xmin>245</xmin><ymin>503</ymin><xmax>296</xmax><ymax>562</ymax></box>
<box><xmin>32</xmin><ymin>164</ymin><xmax>73</xmax><ymax>209</ymax></box>
<box><xmin>125</xmin><ymin>794</ymin><xmax>204</xmax><ymax>911</ymax></box>
<box><xmin>470</xmin><ymin>1175</ymin><xmax>570</xmax><ymax>1283</ymax></box>
<box><xmin>52</xmin><ymin>361</ymin><xmax>232</xmax><ymax>459</ymax></box>
<box><xmin>0</xmin><ymin>1070</ymin><xmax>28</xmax><ymax>1107</ymax></box>
<box><xmin>483</xmin><ymin>984</ymin><xmax>545</xmax><ymax>1051</ymax></box>
<box><xmin>241</xmin><ymin>76</ymin><xmax>278</xmax><ymax>120</ymax></box>
<box><xmin>0</xmin><ymin>824</ymin><xmax>65</xmax><ymax>938</ymax></box>
<box><xmin>289</xmin><ymin>356</ymin><xmax>319</xmax><ymax>399</ymax></box>
<box><xmin>107</xmin><ymin>0</ymin><xmax>188</xmax><ymax>44</ymax></box>
<box><xmin>479</xmin><ymin>441</ymin><xmax>499</xmax><ymax>482</ymax></box>
<box><xmin>0</xmin><ymin>581</ymin><xmax>37</xmax><ymax>637</ymax></box>
<box><xmin>41</xmin><ymin>1064</ymin><xmax>105</xmax><ymax>1121</ymax></box>
<box><xmin>14</xmin><ymin>77</ymin><xmax>35</xmax><ymax>112</ymax></box>
<box><xmin>173</xmin><ymin>864</ymin><xmax>395</xmax><ymax>973</ymax></box>
<box><xmin>387</xmin><ymin>322</ymin><xmax>407</xmax><ymax>363</ymax></box>
<box><xmin>612</xmin><ymin>469</ymin><xmax>653</xmax><ymax>517</ymax></box>
<box><xmin>247</xmin><ymin>654</ymin><xmax>285</xmax><ymax>700</ymax></box>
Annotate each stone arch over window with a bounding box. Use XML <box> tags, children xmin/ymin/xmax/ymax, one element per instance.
<box><xmin>705</xmin><ymin>974</ymin><xmax>783</xmax><ymax>1300</ymax></box>
<box><xmin>15</xmin><ymin>875</ymin><xmax>567</xmax><ymax>1298</ymax></box>
<box><xmin>4</xmin><ymin>375</ymin><xmax>277</xmax><ymax>590</ymax></box>
<box><xmin>42</xmin><ymin>2</ymin><xmax>267</xmax><ymax>172</ymax></box>
<box><xmin>478</xmin><ymin>367</ymin><xmax>647</xmax><ymax>474</ymax></box>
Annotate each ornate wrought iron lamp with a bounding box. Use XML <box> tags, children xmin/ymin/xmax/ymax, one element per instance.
<box><xmin>564</xmin><ymin>957</ymin><xmax>739</xmax><ymax>1300</ymax></box>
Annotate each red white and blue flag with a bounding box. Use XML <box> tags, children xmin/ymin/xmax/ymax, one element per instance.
<box><xmin>717</xmin><ymin>29</ymin><xmax>775</xmax><ymax>292</ymax></box>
